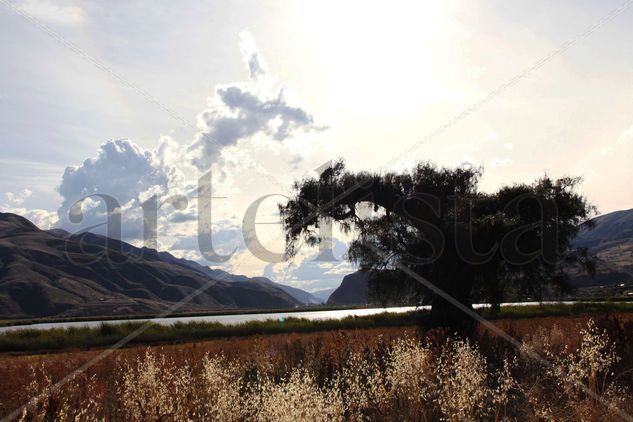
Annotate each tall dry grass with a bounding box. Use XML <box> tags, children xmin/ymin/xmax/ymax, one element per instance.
<box><xmin>2</xmin><ymin>316</ymin><xmax>633</xmax><ymax>421</ymax></box>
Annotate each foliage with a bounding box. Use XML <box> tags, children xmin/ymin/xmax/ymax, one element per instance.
<box><xmin>279</xmin><ymin>160</ymin><xmax>596</xmax><ymax>326</ymax></box>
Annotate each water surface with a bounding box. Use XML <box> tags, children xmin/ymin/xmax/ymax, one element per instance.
<box><xmin>0</xmin><ymin>301</ymin><xmax>573</xmax><ymax>333</ymax></box>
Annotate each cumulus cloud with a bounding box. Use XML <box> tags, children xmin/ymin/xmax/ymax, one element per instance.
<box><xmin>8</xmin><ymin>30</ymin><xmax>334</xmax><ymax>286</ymax></box>
<box><xmin>57</xmin><ymin>138</ymin><xmax>183</xmax><ymax>239</ymax></box>
<box><xmin>0</xmin><ymin>189</ymin><xmax>57</xmax><ymax>229</ymax></box>
<box><xmin>187</xmin><ymin>30</ymin><xmax>324</xmax><ymax>171</ymax></box>
<box><xmin>48</xmin><ymin>31</ymin><xmax>327</xmax><ymax>254</ymax></box>
<box><xmin>0</xmin><ymin>205</ymin><xmax>58</xmax><ymax>229</ymax></box>
<box><xmin>5</xmin><ymin>188</ymin><xmax>32</xmax><ymax>206</ymax></box>
<box><xmin>263</xmin><ymin>238</ymin><xmax>356</xmax><ymax>291</ymax></box>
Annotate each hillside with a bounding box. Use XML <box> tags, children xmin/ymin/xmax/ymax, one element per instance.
<box><xmin>69</xmin><ymin>232</ymin><xmax>323</xmax><ymax>305</ymax></box>
<box><xmin>0</xmin><ymin>213</ymin><xmax>300</xmax><ymax>319</ymax></box>
<box><xmin>574</xmin><ymin>208</ymin><xmax>633</xmax><ymax>276</ymax></box>
<box><xmin>327</xmin><ymin>271</ymin><xmax>368</xmax><ymax>306</ymax></box>
<box><xmin>568</xmin><ymin>208</ymin><xmax>633</xmax><ymax>295</ymax></box>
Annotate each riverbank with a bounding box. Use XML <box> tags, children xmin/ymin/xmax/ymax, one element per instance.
<box><xmin>0</xmin><ymin>303</ymin><xmax>372</xmax><ymax>328</ymax></box>
<box><xmin>2</xmin><ymin>301</ymin><xmax>633</xmax><ymax>354</ymax></box>
<box><xmin>2</xmin><ymin>296</ymin><xmax>631</xmax><ymax>329</ymax></box>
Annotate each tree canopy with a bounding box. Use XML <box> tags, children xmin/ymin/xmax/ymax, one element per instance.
<box><xmin>279</xmin><ymin>160</ymin><xmax>596</xmax><ymax>327</ymax></box>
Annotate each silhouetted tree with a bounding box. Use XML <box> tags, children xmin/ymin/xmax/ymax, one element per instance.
<box><xmin>279</xmin><ymin>160</ymin><xmax>595</xmax><ymax>328</ymax></box>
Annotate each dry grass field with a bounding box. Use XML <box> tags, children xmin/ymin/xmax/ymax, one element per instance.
<box><xmin>1</xmin><ymin>313</ymin><xmax>633</xmax><ymax>421</ymax></box>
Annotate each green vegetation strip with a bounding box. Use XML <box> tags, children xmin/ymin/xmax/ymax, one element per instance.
<box><xmin>1</xmin><ymin>302</ymin><xmax>633</xmax><ymax>354</ymax></box>
<box><xmin>0</xmin><ymin>304</ymin><xmax>371</xmax><ymax>328</ymax></box>
<box><xmin>2</xmin><ymin>297</ymin><xmax>631</xmax><ymax>328</ymax></box>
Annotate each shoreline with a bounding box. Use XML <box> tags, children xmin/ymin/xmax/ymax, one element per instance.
<box><xmin>1</xmin><ymin>301</ymin><xmax>633</xmax><ymax>354</ymax></box>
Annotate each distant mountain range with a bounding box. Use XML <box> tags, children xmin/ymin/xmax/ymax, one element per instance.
<box><xmin>62</xmin><ymin>230</ymin><xmax>325</xmax><ymax>305</ymax></box>
<box><xmin>4</xmin><ymin>207</ymin><xmax>631</xmax><ymax>318</ymax></box>
<box><xmin>161</xmin><ymin>261</ymin><xmax>324</xmax><ymax>305</ymax></box>
<box><xmin>311</xmin><ymin>288</ymin><xmax>337</xmax><ymax>303</ymax></box>
<box><xmin>0</xmin><ymin>213</ymin><xmax>322</xmax><ymax>319</ymax></box>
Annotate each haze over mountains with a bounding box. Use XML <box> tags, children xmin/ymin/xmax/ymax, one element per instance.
<box><xmin>0</xmin><ymin>213</ymin><xmax>323</xmax><ymax>319</ymax></box>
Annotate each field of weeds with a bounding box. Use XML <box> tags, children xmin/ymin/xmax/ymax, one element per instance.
<box><xmin>1</xmin><ymin>313</ymin><xmax>633</xmax><ymax>421</ymax></box>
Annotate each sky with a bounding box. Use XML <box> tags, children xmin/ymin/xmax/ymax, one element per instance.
<box><xmin>2</xmin><ymin>0</ymin><xmax>633</xmax><ymax>291</ymax></box>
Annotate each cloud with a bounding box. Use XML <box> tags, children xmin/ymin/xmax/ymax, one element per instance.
<box><xmin>239</xmin><ymin>30</ymin><xmax>267</xmax><ymax>81</ymax></box>
<box><xmin>44</xmin><ymin>30</ymin><xmax>328</xmax><ymax>258</ymax></box>
<box><xmin>170</xmin><ymin>226</ymin><xmax>244</xmax><ymax>258</ymax></box>
<box><xmin>7</xmin><ymin>29</ymin><xmax>333</xmax><ymax>285</ymax></box>
<box><xmin>618</xmin><ymin>126</ymin><xmax>633</xmax><ymax>145</ymax></box>
<box><xmin>169</xmin><ymin>210</ymin><xmax>197</xmax><ymax>223</ymax></box>
<box><xmin>0</xmin><ymin>190</ymin><xmax>53</xmax><ymax>229</ymax></box>
<box><xmin>0</xmin><ymin>207</ymin><xmax>58</xmax><ymax>229</ymax></box>
<box><xmin>16</xmin><ymin>0</ymin><xmax>85</xmax><ymax>25</ymax></box>
<box><xmin>57</xmin><ymin>138</ymin><xmax>183</xmax><ymax>239</ymax></box>
<box><xmin>263</xmin><ymin>238</ymin><xmax>356</xmax><ymax>291</ymax></box>
<box><xmin>5</xmin><ymin>188</ymin><xmax>32</xmax><ymax>206</ymax></box>
<box><xmin>458</xmin><ymin>158</ymin><xmax>479</xmax><ymax>170</ymax></box>
<box><xmin>187</xmin><ymin>30</ymin><xmax>324</xmax><ymax>171</ymax></box>
<box><xmin>491</xmin><ymin>157</ymin><xmax>513</xmax><ymax>167</ymax></box>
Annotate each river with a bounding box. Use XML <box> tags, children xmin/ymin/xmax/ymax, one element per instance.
<box><xmin>0</xmin><ymin>301</ymin><xmax>578</xmax><ymax>334</ymax></box>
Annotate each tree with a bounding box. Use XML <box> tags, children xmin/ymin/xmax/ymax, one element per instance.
<box><xmin>279</xmin><ymin>160</ymin><xmax>596</xmax><ymax>328</ymax></box>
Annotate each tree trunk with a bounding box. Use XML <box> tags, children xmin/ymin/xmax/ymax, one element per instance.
<box><xmin>427</xmin><ymin>265</ymin><xmax>475</xmax><ymax>334</ymax></box>
<box><xmin>428</xmin><ymin>294</ymin><xmax>475</xmax><ymax>333</ymax></box>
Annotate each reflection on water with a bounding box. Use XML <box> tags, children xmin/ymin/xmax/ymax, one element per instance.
<box><xmin>0</xmin><ymin>301</ymin><xmax>574</xmax><ymax>334</ymax></box>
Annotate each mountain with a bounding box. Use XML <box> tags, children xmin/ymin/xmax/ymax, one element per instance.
<box><xmin>575</xmin><ymin>208</ymin><xmax>633</xmax><ymax>251</ymax></box>
<box><xmin>152</xmin><ymin>255</ymin><xmax>323</xmax><ymax>304</ymax></box>
<box><xmin>311</xmin><ymin>288</ymin><xmax>336</xmax><ymax>303</ymax></box>
<box><xmin>0</xmin><ymin>213</ymin><xmax>301</xmax><ymax>319</ymax></box>
<box><xmin>52</xmin><ymin>232</ymin><xmax>324</xmax><ymax>305</ymax></box>
<box><xmin>327</xmin><ymin>272</ymin><xmax>368</xmax><ymax>306</ymax></box>
<box><xmin>571</xmin><ymin>208</ymin><xmax>633</xmax><ymax>288</ymax></box>
<box><xmin>152</xmin><ymin>261</ymin><xmax>325</xmax><ymax>305</ymax></box>
<box><xmin>267</xmin><ymin>282</ymin><xmax>323</xmax><ymax>305</ymax></box>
